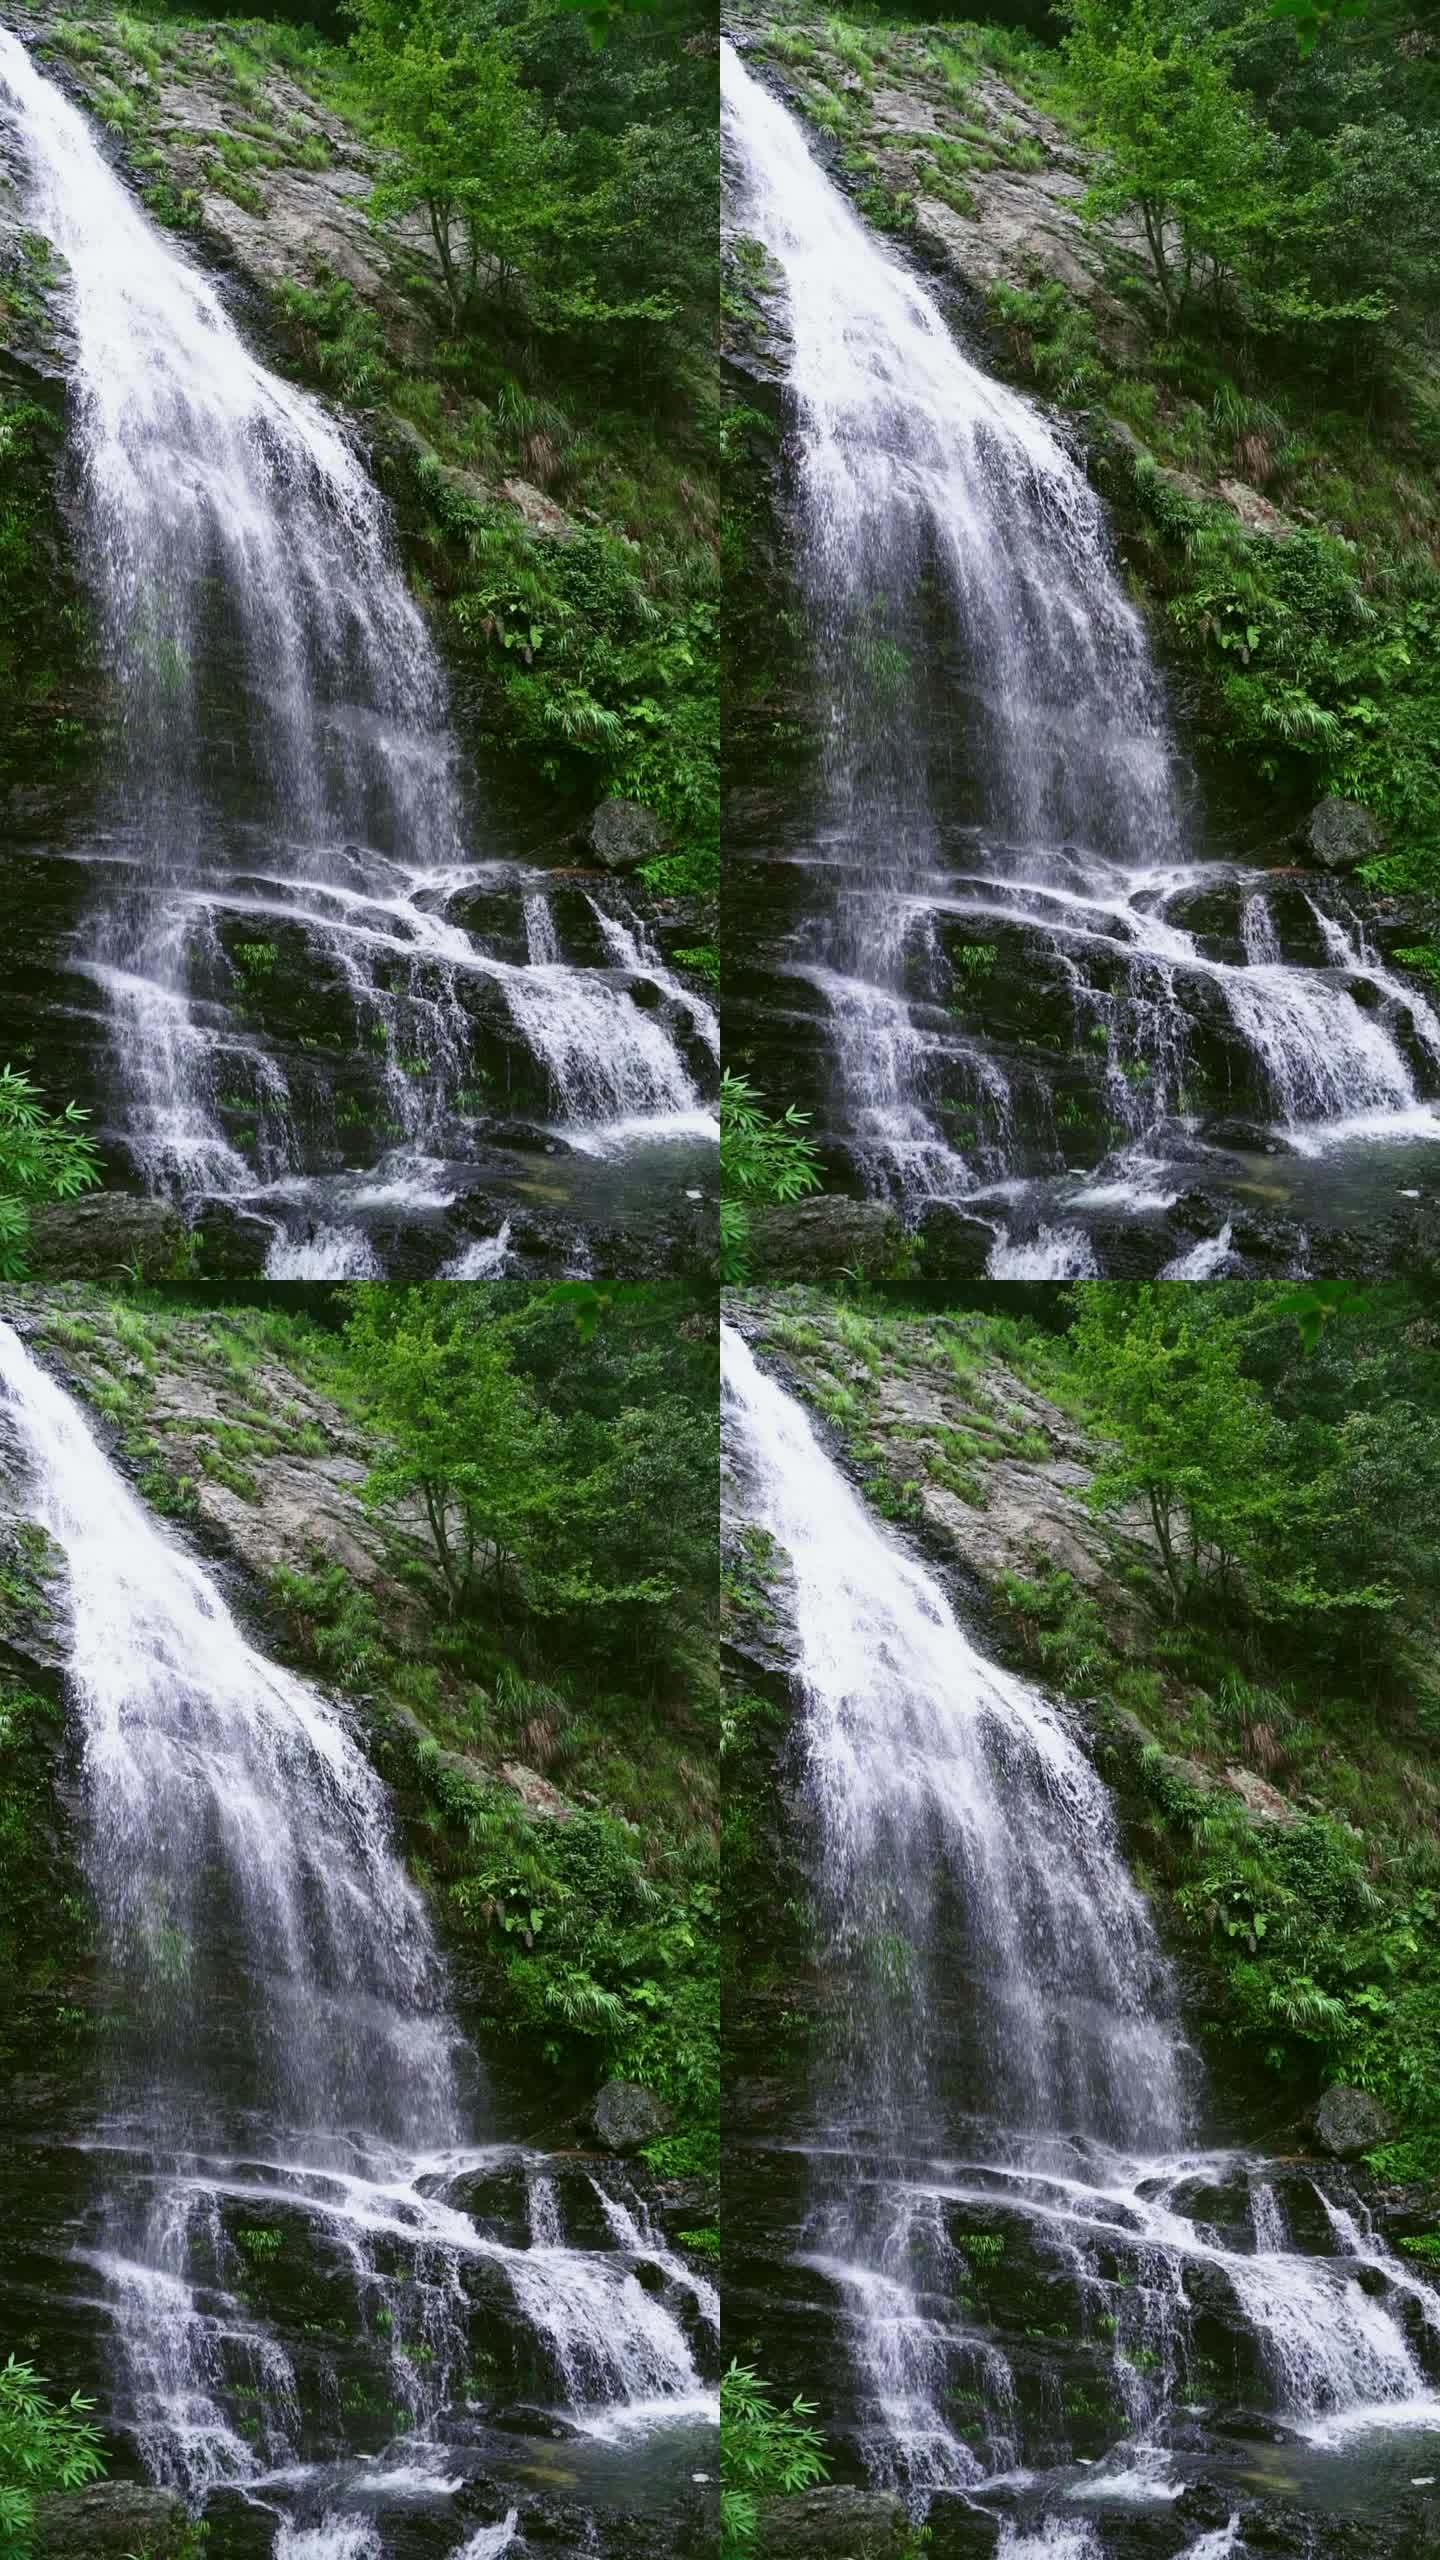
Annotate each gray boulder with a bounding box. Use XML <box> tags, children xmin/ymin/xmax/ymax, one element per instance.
<box><xmin>1217</xmin><ymin>476</ymin><xmax>1294</xmax><ymax>538</ymax></box>
<box><xmin>588</xmin><ymin>2077</ymin><xmax>672</xmax><ymax>2154</ymax></box>
<box><xmin>1303</xmin><ymin>796</ymin><xmax>1386</xmax><ymax>872</ymax></box>
<box><xmin>586</xmin><ymin>798</ymin><xmax>670</xmax><ymax>872</ymax></box>
<box><xmin>31</xmin><ymin>2482</ymin><xmax>188</xmax><ymax>2558</ymax></box>
<box><xmin>1313</xmin><ymin>2084</ymin><xmax>1393</xmax><ymax>2159</ymax></box>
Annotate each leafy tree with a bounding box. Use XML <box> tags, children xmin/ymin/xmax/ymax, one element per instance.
<box><xmin>720</xmin><ymin>1071</ymin><xmax>823</xmax><ymax>1284</ymax></box>
<box><xmin>345</xmin><ymin>1288</ymin><xmax>557</xmax><ymax>1613</ymax></box>
<box><xmin>349</xmin><ymin>0</ymin><xmax>562</xmax><ymax>323</ymax></box>
<box><xmin>0</xmin><ymin>2358</ymin><xmax>106</xmax><ymax>2558</ymax></box>
<box><xmin>1069</xmin><ymin>1286</ymin><xmax>1303</xmax><ymax>1616</ymax></box>
<box><xmin>1065</xmin><ymin>0</ymin><xmax>1277</xmax><ymax>328</ymax></box>
<box><xmin>1270</xmin><ymin>0</ymin><xmax>1440</xmax><ymax>47</ymax></box>
<box><xmin>0</xmin><ymin>1067</ymin><xmax>101</xmax><ymax>1280</ymax></box>
<box><xmin>720</xmin><ymin>2361</ymin><xmax>830</xmax><ymax>2556</ymax></box>
<box><xmin>531</xmin><ymin>1390</ymin><xmax>718</xmax><ymax>1684</ymax></box>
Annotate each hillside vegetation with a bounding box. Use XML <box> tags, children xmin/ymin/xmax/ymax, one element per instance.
<box><xmin>739</xmin><ymin>0</ymin><xmax>1440</xmax><ymax>948</ymax></box>
<box><xmin>2</xmin><ymin>0</ymin><xmax>719</xmax><ymax>901</ymax></box>
<box><xmin>0</xmin><ymin>1281</ymin><xmax>720</xmax><ymax>2182</ymax></box>
<box><xmin>733</xmin><ymin>1279</ymin><xmax>1440</xmax><ymax>2188</ymax></box>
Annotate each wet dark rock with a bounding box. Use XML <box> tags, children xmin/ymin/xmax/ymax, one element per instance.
<box><xmin>586</xmin><ymin>2077</ymin><xmax>673</xmax><ymax>2154</ymax></box>
<box><xmin>1303</xmin><ymin>795</ymin><xmax>1387</xmax><ymax>872</ymax></box>
<box><xmin>747</xmin><ymin>1194</ymin><xmax>904</xmax><ymax>1279</ymax></box>
<box><xmin>1313</xmin><ymin>2083</ymin><xmax>1394</xmax><ymax>2158</ymax></box>
<box><xmin>30</xmin><ymin>2481</ymin><xmax>188</xmax><ymax>2557</ymax></box>
<box><xmin>913</xmin><ymin>1201</ymin><xmax>999</xmax><ymax>1280</ymax></box>
<box><xmin>189</xmin><ymin>1199</ymin><xmax>277</xmax><ymax>1278</ymax></box>
<box><xmin>755</xmin><ymin>2485</ymin><xmax>911</xmax><ymax>2557</ymax></box>
<box><xmin>586</xmin><ymin>796</ymin><xmax>671</xmax><ymax>871</ymax></box>
<box><xmin>24</xmin><ymin>1192</ymin><xmax>190</xmax><ymax>1280</ymax></box>
<box><xmin>492</xmin><ymin>2401</ymin><xmax>583</xmax><ymax>2439</ymax></box>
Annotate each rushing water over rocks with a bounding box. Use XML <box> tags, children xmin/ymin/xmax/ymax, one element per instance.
<box><xmin>721</xmin><ymin>42</ymin><xmax>1440</xmax><ymax>1279</ymax></box>
<box><xmin>0</xmin><ymin>1320</ymin><xmax>717</xmax><ymax>2556</ymax></box>
<box><xmin>0</xmin><ymin>31</ymin><xmax>715</xmax><ymax>1275</ymax></box>
<box><xmin>721</xmin><ymin>1318</ymin><xmax>1440</xmax><ymax>2556</ymax></box>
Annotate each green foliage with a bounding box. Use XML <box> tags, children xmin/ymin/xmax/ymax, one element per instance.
<box><xmin>1066</xmin><ymin>0</ymin><xmax>1277</xmax><ymax>331</ymax></box>
<box><xmin>1147</xmin><ymin>490</ymin><xmax>1440</xmax><ymax>875</ymax></box>
<box><xmin>346</xmin><ymin>0</ymin><xmax>716</xmax><ymax>385</ymax></box>
<box><xmin>991</xmin><ymin>1280</ymin><xmax>1440</xmax><ymax>2153</ymax></box>
<box><xmin>720</xmin><ymin>1071</ymin><xmax>824</xmax><ymax>1283</ymax></box>
<box><xmin>0</xmin><ymin>2358</ymin><xmax>106</xmax><ymax>2559</ymax></box>
<box><xmin>271</xmin><ymin>275</ymin><xmax>393</xmax><ymax>400</ymax></box>
<box><xmin>951</xmin><ymin>1</ymin><xmax>1440</xmax><ymax>880</ymax></box>
<box><xmin>1070</xmin><ymin>1286</ymin><xmax>1296</xmax><ymax>1618</ymax></box>
<box><xmin>0</xmin><ymin>396</ymin><xmax>94</xmax><ymax>781</ymax></box>
<box><xmin>720</xmin><ymin>2361</ymin><xmax>831</xmax><ymax>2557</ymax></box>
<box><xmin>344</xmin><ymin>1287</ymin><xmax>557</xmax><ymax>1615</ymax></box>
<box><xmin>444</xmin><ymin>509</ymin><xmax>717</xmax><ymax>883</ymax></box>
<box><xmin>350</xmin><ymin>0</ymin><xmax>560</xmax><ymax>325</ymax></box>
<box><xmin>437</xmin><ymin>1775</ymin><xmax>717</xmax><ymax>2145</ymax></box>
<box><xmin>0</xmin><ymin>1067</ymin><xmax>101</xmax><ymax>1279</ymax></box>
<box><xmin>341</xmin><ymin>1282</ymin><xmax>718</xmax><ymax>1688</ymax></box>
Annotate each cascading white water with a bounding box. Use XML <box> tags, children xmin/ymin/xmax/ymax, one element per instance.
<box><xmin>722</xmin><ymin>41</ymin><xmax>1440</xmax><ymax>1264</ymax></box>
<box><xmin>0</xmin><ymin>33</ymin><xmax>713</xmax><ymax>1262</ymax></box>
<box><xmin>723</xmin><ymin>1319</ymin><xmax>1186</xmax><ymax>2492</ymax></box>
<box><xmin>721</xmin><ymin>1318</ymin><xmax>1440</xmax><ymax>2523</ymax></box>
<box><xmin>0</xmin><ymin>1319</ymin><xmax>714</xmax><ymax>2542</ymax></box>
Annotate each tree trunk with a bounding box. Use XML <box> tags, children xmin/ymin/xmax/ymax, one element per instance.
<box><xmin>427</xmin><ymin>198</ymin><xmax>465</xmax><ymax>327</ymax></box>
<box><xmin>1148</xmin><ymin>1485</ymin><xmax>1187</xmax><ymax>1618</ymax></box>
<box><xmin>1141</xmin><ymin>199</ymin><xmax>1177</xmax><ymax>328</ymax></box>
<box><xmin>422</xmin><ymin>1478</ymin><xmax>462</xmax><ymax>1614</ymax></box>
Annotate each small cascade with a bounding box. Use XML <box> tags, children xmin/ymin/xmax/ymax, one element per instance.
<box><xmin>454</xmin><ymin>2517</ymin><xmax>520</xmax><ymax>2559</ymax></box>
<box><xmin>1177</xmin><ymin>2525</ymin><xmax>1244</xmax><ymax>2560</ymax></box>
<box><xmin>588</xmin><ymin>896</ymin><xmax>721</xmax><ymax>1062</ymax></box>
<box><xmin>997</xmin><ymin>2525</ymin><xmax>1105</xmax><ymax>2560</ymax></box>
<box><xmin>274</xmin><ymin>2525</ymin><xmax>383</xmax><ymax>2560</ymax></box>
<box><xmin>987</xmin><ymin>1223</ymin><xmax>1100</xmax><ymax>1279</ymax></box>
<box><xmin>721</xmin><ymin>1318</ymin><xmax>1440</xmax><ymax>2542</ymax></box>
<box><xmin>0</xmin><ymin>32</ymin><xmax>713</xmax><ymax>1263</ymax></box>
<box><xmin>1160</xmin><ymin>1223</ymin><xmax>1234</xmax><ymax>1280</ymax></box>
<box><xmin>0</xmin><ymin>1321</ymin><xmax>716</xmax><ymax>2543</ymax></box>
<box><xmin>264</xmin><ymin>1225</ymin><xmax>384</xmax><ymax>1280</ymax></box>
<box><xmin>722</xmin><ymin>40</ymin><xmax>1440</xmax><ymax>1267</ymax></box>
<box><xmin>441</xmin><ymin>1222</ymin><xmax>514</xmax><ymax>1279</ymax></box>
<box><xmin>502</xmin><ymin>893</ymin><xmax>715</xmax><ymax>1148</ymax></box>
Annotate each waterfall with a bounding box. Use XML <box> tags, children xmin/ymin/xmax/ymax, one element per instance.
<box><xmin>0</xmin><ymin>33</ymin><xmax>713</xmax><ymax>1266</ymax></box>
<box><xmin>0</xmin><ymin>1319</ymin><xmax>715</xmax><ymax>2542</ymax></box>
<box><xmin>721</xmin><ymin>40</ymin><xmax>1440</xmax><ymax>1260</ymax></box>
<box><xmin>721</xmin><ymin>1318</ymin><xmax>1440</xmax><ymax>2525</ymax></box>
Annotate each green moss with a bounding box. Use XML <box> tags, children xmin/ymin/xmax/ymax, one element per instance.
<box><xmin>0</xmin><ymin>398</ymin><xmax>98</xmax><ymax>787</ymax></box>
<box><xmin>0</xmin><ymin>1673</ymin><xmax>92</xmax><ymax>2070</ymax></box>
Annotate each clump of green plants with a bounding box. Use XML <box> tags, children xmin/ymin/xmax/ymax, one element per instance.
<box><xmin>0</xmin><ymin>2356</ymin><xmax>106</xmax><ymax>2556</ymax></box>
<box><xmin>0</xmin><ymin>1066</ymin><xmax>101</xmax><ymax>1278</ymax></box>
<box><xmin>720</xmin><ymin>1070</ymin><xmax>823</xmax><ymax>1282</ymax></box>
<box><xmin>720</xmin><ymin>2360</ymin><xmax>830</xmax><ymax>2556</ymax></box>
